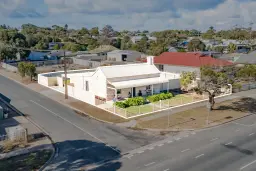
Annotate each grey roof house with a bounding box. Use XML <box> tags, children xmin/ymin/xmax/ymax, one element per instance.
<box><xmin>235</xmin><ymin>51</ymin><xmax>256</xmax><ymax>64</ymax></box>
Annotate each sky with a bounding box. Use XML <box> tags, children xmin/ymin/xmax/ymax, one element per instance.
<box><xmin>0</xmin><ymin>0</ymin><xmax>256</xmax><ymax>31</ymax></box>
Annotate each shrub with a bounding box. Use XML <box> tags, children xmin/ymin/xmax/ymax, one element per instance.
<box><xmin>147</xmin><ymin>93</ymin><xmax>173</xmax><ymax>102</ymax></box>
<box><xmin>126</xmin><ymin>97</ymin><xmax>145</xmax><ymax>106</ymax></box>
<box><xmin>232</xmin><ymin>83</ymin><xmax>242</xmax><ymax>89</ymax></box>
<box><xmin>114</xmin><ymin>97</ymin><xmax>145</xmax><ymax>108</ymax></box>
<box><xmin>114</xmin><ymin>101</ymin><xmax>128</xmax><ymax>108</ymax></box>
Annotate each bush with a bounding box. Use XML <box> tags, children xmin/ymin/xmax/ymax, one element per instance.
<box><xmin>126</xmin><ymin>97</ymin><xmax>145</xmax><ymax>106</ymax></box>
<box><xmin>114</xmin><ymin>101</ymin><xmax>128</xmax><ymax>108</ymax></box>
<box><xmin>147</xmin><ymin>93</ymin><xmax>173</xmax><ymax>102</ymax></box>
<box><xmin>233</xmin><ymin>83</ymin><xmax>242</xmax><ymax>89</ymax></box>
<box><xmin>114</xmin><ymin>97</ymin><xmax>145</xmax><ymax>108</ymax></box>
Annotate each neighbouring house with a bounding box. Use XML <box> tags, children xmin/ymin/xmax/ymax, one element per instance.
<box><xmin>152</xmin><ymin>52</ymin><xmax>233</xmax><ymax>76</ymax></box>
<box><xmin>168</xmin><ymin>46</ymin><xmax>178</xmax><ymax>52</ymax></box>
<box><xmin>131</xmin><ymin>36</ymin><xmax>157</xmax><ymax>44</ymax></box>
<box><xmin>28</xmin><ymin>52</ymin><xmax>58</xmax><ymax>61</ymax></box>
<box><xmin>73</xmin><ymin>54</ymin><xmax>107</xmax><ymax>68</ymax></box>
<box><xmin>38</xmin><ymin>56</ymin><xmax>180</xmax><ymax>106</ymax></box>
<box><xmin>107</xmin><ymin>50</ymin><xmax>142</xmax><ymax>62</ymax></box>
<box><xmin>234</xmin><ymin>51</ymin><xmax>256</xmax><ymax>64</ymax></box>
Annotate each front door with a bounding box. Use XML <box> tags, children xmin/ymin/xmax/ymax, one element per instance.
<box><xmin>133</xmin><ymin>87</ymin><xmax>136</xmax><ymax>97</ymax></box>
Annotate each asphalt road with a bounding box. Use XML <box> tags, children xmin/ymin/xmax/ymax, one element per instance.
<box><xmin>0</xmin><ymin>75</ymin><xmax>163</xmax><ymax>171</ymax></box>
<box><xmin>2</xmin><ymin>74</ymin><xmax>256</xmax><ymax>171</ymax></box>
<box><xmin>92</xmin><ymin>93</ymin><xmax>256</xmax><ymax>171</ymax></box>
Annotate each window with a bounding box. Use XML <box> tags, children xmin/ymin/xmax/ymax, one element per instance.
<box><xmin>146</xmin><ymin>85</ymin><xmax>151</xmax><ymax>90</ymax></box>
<box><xmin>122</xmin><ymin>54</ymin><xmax>127</xmax><ymax>61</ymax></box>
<box><xmin>84</xmin><ymin>81</ymin><xmax>89</xmax><ymax>91</ymax></box>
<box><xmin>117</xmin><ymin>89</ymin><xmax>121</xmax><ymax>94</ymax></box>
<box><xmin>159</xmin><ymin>65</ymin><xmax>164</xmax><ymax>71</ymax></box>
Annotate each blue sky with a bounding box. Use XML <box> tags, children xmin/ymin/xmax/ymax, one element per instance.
<box><xmin>0</xmin><ymin>0</ymin><xmax>256</xmax><ymax>31</ymax></box>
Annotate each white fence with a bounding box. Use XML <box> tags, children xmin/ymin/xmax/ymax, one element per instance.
<box><xmin>1</xmin><ymin>62</ymin><xmax>18</xmax><ymax>72</ymax></box>
<box><xmin>104</xmin><ymin>90</ymin><xmax>232</xmax><ymax>119</ymax></box>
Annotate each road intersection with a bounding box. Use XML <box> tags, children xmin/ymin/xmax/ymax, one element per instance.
<box><xmin>1</xmin><ymin>74</ymin><xmax>256</xmax><ymax>171</ymax></box>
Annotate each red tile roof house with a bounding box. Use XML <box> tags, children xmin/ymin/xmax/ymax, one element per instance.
<box><xmin>149</xmin><ymin>52</ymin><xmax>233</xmax><ymax>76</ymax></box>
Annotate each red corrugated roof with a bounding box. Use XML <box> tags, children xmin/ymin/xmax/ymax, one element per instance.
<box><xmin>153</xmin><ymin>52</ymin><xmax>233</xmax><ymax>67</ymax></box>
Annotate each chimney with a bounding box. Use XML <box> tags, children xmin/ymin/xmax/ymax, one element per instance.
<box><xmin>147</xmin><ymin>56</ymin><xmax>154</xmax><ymax>65</ymax></box>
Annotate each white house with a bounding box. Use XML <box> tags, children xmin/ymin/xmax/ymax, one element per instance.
<box><xmin>131</xmin><ymin>36</ymin><xmax>157</xmax><ymax>44</ymax></box>
<box><xmin>38</xmin><ymin>57</ymin><xmax>180</xmax><ymax>106</ymax></box>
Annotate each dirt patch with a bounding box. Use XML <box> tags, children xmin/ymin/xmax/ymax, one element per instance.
<box><xmin>69</xmin><ymin>101</ymin><xmax>127</xmax><ymax>123</ymax></box>
<box><xmin>0</xmin><ymin>149</ymin><xmax>52</xmax><ymax>171</ymax></box>
<box><xmin>136</xmin><ymin>98</ymin><xmax>256</xmax><ymax>130</ymax></box>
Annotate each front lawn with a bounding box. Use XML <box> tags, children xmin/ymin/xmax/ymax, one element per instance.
<box><xmin>126</xmin><ymin>105</ymin><xmax>153</xmax><ymax>117</ymax></box>
<box><xmin>136</xmin><ymin>98</ymin><xmax>253</xmax><ymax>130</ymax></box>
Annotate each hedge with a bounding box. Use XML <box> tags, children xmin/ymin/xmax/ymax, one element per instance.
<box><xmin>114</xmin><ymin>97</ymin><xmax>145</xmax><ymax>108</ymax></box>
<box><xmin>147</xmin><ymin>93</ymin><xmax>173</xmax><ymax>102</ymax></box>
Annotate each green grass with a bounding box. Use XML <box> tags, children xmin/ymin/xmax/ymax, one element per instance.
<box><xmin>0</xmin><ymin>149</ymin><xmax>52</xmax><ymax>171</ymax></box>
<box><xmin>126</xmin><ymin>105</ymin><xmax>153</xmax><ymax>116</ymax></box>
<box><xmin>162</xmin><ymin>94</ymin><xmax>194</xmax><ymax>106</ymax></box>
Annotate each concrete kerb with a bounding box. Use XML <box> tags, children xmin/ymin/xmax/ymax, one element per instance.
<box><xmin>0</xmin><ymin>96</ymin><xmax>56</xmax><ymax>171</ymax></box>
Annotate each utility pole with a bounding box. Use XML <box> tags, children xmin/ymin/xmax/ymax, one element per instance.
<box><xmin>64</xmin><ymin>50</ymin><xmax>68</xmax><ymax>99</ymax></box>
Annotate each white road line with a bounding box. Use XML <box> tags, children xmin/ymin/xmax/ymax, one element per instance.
<box><xmin>191</xmin><ymin>132</ymin><xmax>196</xmax><ymax>135</ymax></box>
<box><xmin>175</xmin><ymin>138</ymin><xmax>181</xmax><ymax>141</ymax></box>
<box><xmin>195</xmin><ymin>154</ymin><xmax>204</xmax><ymax>159</ymax></box>
<box><xmin>181</xmin><ymin>149</ymin><xmax>190</xmax><ymax>153</ymax></box>
<box><xmin>137</xmin><ymin>151</ymin><xmax>144</xmax><ymax>154</ymax></box>
<box><xmin>235</xmin><ymin>129</ymin><xmax>240</xmax><ymax>132</ymax></box>
<box><xmin>167</xmin><ymin>141</ymin><xmax>173</xmax><ymax>143</ymax></box>
<box><xmin>210</xmin><ymin>138</ymin><xmax>219</xmax><ymax>142</ymax></box>
<box><xmin>225</xmin><ymin>142</ymin><xmax>232</xmax><ymax>146</ymax></box>
<box><xmin>184</xmin><ymin>135</ymin><xmax>189</xmax><ymax>137</ymax></box>
<box><xmin>145</xmin><ymin>162</ymin><xmax>155</xmax><ymax>167</ymax></box>
<box><xmin>127</xmin><ymin>154</ymin><xmax>133</xmax><ymax>159</ymax></box>
<box><xmin>158</xmin><ymin>144</ymin><xmax>164</xmax><ymax>147</ymax></box>
<box><xmin>30</xmin><ymin>100</ymin><xmax>120</xmax><ymax>154</ymax></box>
<box><xmin>163</xmin><ymin>169</ymin><xmax>170</xmax><ymax>171</ymax></box>
<box><xmin>148</xmin><ymin>147</ymin><xmax>154</xmax><ymax>150</ymax></box>
<box><xmin>240</xmin><ymin>159</ymin><xmax>256</xmax><ymax>170</ymax></box>
<box><xmin>249</xmin><ymin>133</ymin><xmax>255</xmax><ymax>136</ymax></box>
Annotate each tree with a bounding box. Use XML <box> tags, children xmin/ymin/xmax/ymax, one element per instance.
<box><xmin>26</xmin><ymin>63</ymin><xmax>36</xmax><ymax>81</ymax></box>
<box><xmin>198</xmin><ymin>66</ymin><xmax>229</xmax><ymax>110</ymax></box>
<box><xmin>121</xmin><ymin>36</ymin><xmax>131</xmax><ymax>50</ymax></box>
<box><xmin>0</xmin><ymin>46</ymin><xmax>17</xmax><ymax>61</ymax></box>
<box><xmin>79</xmin><ymin>27</ymin><xmax>89</xmax><ymax>36</ymax></box>
<box><xmin>237</xmin><ymin>64</ymin><xmax>256</xmax><ymax>82</ymax></box>
<box><xmin>101</xmin><ymin>25</ymin><xmax>115</xmax><ymax>38</ymax></box>
<box><xmin>64</xmin><ymin>24</ymin><xmax>68</xmax><ymax>31</ymax></box>
<box><xmin>18</xmin><ymin>62</ymin><xmax>26</xmax><ymax>79</ymax></box>
<box><xmin>228</xmin><ymin>43</ymin><xmax>237</xmax><ymax>53</ymax></box>
<box><xmin>213</xmin><ymin>46</ymin><xmax>224</xmax><ymax>53</ymax></box>
<box><xmin>53</xmin><ymin>44</ymin><xmax>60</xmax><ymax>50</ymax></box>
<box><xmin>180</xmin><ymin>72</ymin><xmax>197</xmax><ymax>91</ymax></box>
<box><xmin>35</xmin><ymin>41</ymin><xmax>48</xmax><ymax>50</ymax></box>
<box><xmin>188</xmin><ymin>38</ymin><xmax>206</xmax><ymax>52</ymax></box>
<box><xmin>90</xmin><ymin>27</ymin><xmax>99</xmax><ymax>37</ymax></box>
<box><xmin>202</xmin><ymin>26</ymin><xmax>216</xmax><ymax>39</ymax></box>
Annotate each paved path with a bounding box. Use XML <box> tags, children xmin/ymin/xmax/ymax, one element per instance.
<box><xmin>0</xmin><ymin>75</ymin><xmax>164</xmax><ymax>171</ymax></box>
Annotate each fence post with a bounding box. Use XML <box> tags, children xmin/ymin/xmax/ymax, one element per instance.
<box><xmin>24</xmin><ymin>128</ymin><xmax>28</xmax><ymax>143</ymax></box>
